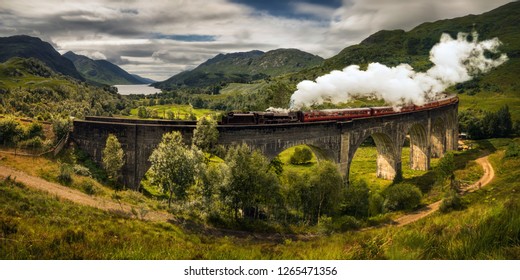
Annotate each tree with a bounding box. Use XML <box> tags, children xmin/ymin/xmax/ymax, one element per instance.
<box><xmin>221</xmin><ymin>143</ymin><xmax>281</xmax><ymax>220</ymax></box>
<box><xmin>192</xmin><ymin>116</ymin><xmax>219</xmax><ymax>153</ymax></box>
<box><xmin>342</xmin><ymin>180</ymin><xmax>370</xmax><ymax>218</ymax></box>
<box><xmin>102</xmin><ymin>134</ymin><xmax>125</xmax><ymax>187</ymax></box>
<box><xmin>436</xmin><ymin>152</ymin><xmax>455</xmax><ymax>181</ymax></box>
<box><xmin>290</xmin><ymin>146</ymin><xmax>313</xmax><ymax>165</ymax></box>
<box><xmin>309</xmin><ymin>161</ymin><xmax>344</xmax><ymax>223</ymax></box>
<box><xmin>137</xmin><ymin>106</ymin><xmax>148</xmax><ymax>118</ymax></box>
<box><xmin>52</xmin><ymin>118</ymin><xmax>71</xmax><ymax>142</ymax></box>
<box><xmin>148</xmin><ymin>131</ymin><xmax>204</xmax><ymax>208</ymax></box>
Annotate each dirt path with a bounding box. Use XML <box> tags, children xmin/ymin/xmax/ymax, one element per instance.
<box><xmin>0</xmin><ymin>165</ymin><xmax>174</xmax><ymax>223</ymax></box>
<box><xmin>393</xmin><ymin>155</ymin><xmax>494</xmax><ymax>227</ymax></box>
<box><xmin>0</xmin><ymin>154</ymin><xmax>495</xmax><ymax>234</ymax></box>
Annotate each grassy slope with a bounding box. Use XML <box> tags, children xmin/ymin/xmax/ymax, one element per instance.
<box><xmin>1</xmin><ymin>138</ymin><xmax>518</xmax><ymax>259</ymax></box>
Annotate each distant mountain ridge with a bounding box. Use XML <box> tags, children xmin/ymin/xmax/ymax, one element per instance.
<box><xmin>154</xmin><ymin>48</ymin><xmax>324</xmax><ymax>90</ymax></box>
<box><xmin>0</xmin><ymin>35</ymin><xmax>84</xmax><ymax>81</ymax></box>
<box><xmin>63</xmin><ymin>51</ymin><xmax>145</xmax><ymax>85</ymax></box>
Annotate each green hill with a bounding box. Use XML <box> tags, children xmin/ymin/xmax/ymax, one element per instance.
<box><xmin>0</xmin><ymin>57</ymin><xmax>129</xmax><ymax>120</ymax></box>
<box><xmin>218</xmin><ymin>2</ymin><xmax>520</xmax><ymax>118</ymax></box>
<box><xmin>284</xmin><ymin>1</ymin><xmax>520</xmax><ymax>118</ymax></box>
<box><xmin>0</xmin><ymin>35</ymin><xmax>84</xmax><ymax>81</ymax></box>
<box><xmin>63</xmin><ymin>51</ymin><xmax>145</xmax><ymax>85</ymax></box>
<box><xmin>154</xmin><ymin>49</ymin><xmax>324</xmax><ymax>91</ymax></box>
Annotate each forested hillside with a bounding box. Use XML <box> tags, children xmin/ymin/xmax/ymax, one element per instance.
<box><xmin>0</xmin><ymin>57</ymin><xmax>130</xmax><ymax>120</ymax></box>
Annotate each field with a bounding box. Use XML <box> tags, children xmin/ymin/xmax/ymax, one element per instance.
<box><xmin>128</xmin><ymin>104</ymin><xmax>218</xmax><ymax>120</ymax></box>
<box><xmin>2</xmin><ymin>137</ymin><xmax>518</xmax><ymax>259</ymax></box>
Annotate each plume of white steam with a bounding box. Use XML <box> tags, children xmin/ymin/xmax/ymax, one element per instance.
<box><xmin>290</xmin><ymin>32</ymin><xmax>508</xmax><ymax>109</ymax></box>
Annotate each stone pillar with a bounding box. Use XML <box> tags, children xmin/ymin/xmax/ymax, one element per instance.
<box><xmin>409</xmin><ymin>124</ymin><xmax>430</xmax><ymax>171</ymax></box>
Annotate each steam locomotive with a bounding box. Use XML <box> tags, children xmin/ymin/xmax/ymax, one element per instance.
<box><xmin>220</xmin><ymin>95</ymin><xmax>458</xmax><ymax>125</ymax></box>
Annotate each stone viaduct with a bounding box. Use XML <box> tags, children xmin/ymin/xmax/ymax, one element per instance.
<box><xmin>71</xmin><ymin>101</ymin><xmax>458</xmax><ymax>190</ymax></box>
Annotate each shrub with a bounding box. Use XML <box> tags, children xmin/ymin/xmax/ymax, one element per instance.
<box><xmin>368</xmin><ymin>192</ymin><xmax>385</xmax><ymax>216</ymax></box>
<box><xmin>24</xmin><ymin>122</ymin><xmax>44</xmax><ymax>139</ymax></box>
<box><xmin>383</xmin><ymin>183</ymin><xmax>422</xmax><ymax>211</ymax></box>
<box><xmin>58</xmin><ymin>163</ymin><xmax>73</xmax><ymax>185</ymax></box>
<box><xmin>73</xmin><ymin>164</ymin><xmax>92</xmax><ymax>177</ymax></box>
<box><xmin>440</xmin><ymin>190</ymin><xmax>463</xmax><ymax>213</ymax></box>
<box><xmin>505</xmin><ymin>142</ymin><xmax>520</xmax><ymax>158</ymax></box>
<box><xmin>342</xmin><ymin>180</ymin><xmax>370</xmax><ymax>218</ymax></box>
<box><xmin>52</xmin><ymin>118</ymin><xmax>71</xmax><ymax>142</ymax></box>
<box><xmin>0</xmin><ymin>117</ymin><xmax>24</xmax><ymax>145</ymax></box>
<box><xmin>290</xmin><ymin>146</ymin><xmax>313</xmax><ymax>165</ymax></box>
<box><xmin>17</xmin><ymin>136</ymin><xmax>44</xmax><ymax>150</ymax></box>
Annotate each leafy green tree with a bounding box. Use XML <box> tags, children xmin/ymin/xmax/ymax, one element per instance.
<box><xmin>436</xmin><ymin>152</ymin><xmax>455</xmax><ymax>181</ymax></box>
<box><xmin>24</xmin><ymin>121</ymin><xmax>44</xmax><ymax>139</ymax></box>
<box><xmin>221</xmin><ymin>143</ymin><xmax>281</xmax><ymax>220</ymax></box>
<box><xmin>342</xmin><ymin>180</ymin><xmax>370</xmax><ymax>218</ymax></box>
<box><xmin>496</xmin><ymin>105</ymin><xmax>513</xmax><ymax>137</ymax></box>
<box><xmin>309</xmin><ymin>161</ymin><xmax>344</xmax><ymax>223</ymax></box>
<box><xmin>192</xmin><ymin>116</ymin><xmax>219</xmax><ymax>153</ymax></box>
<box><xmin>268</xmin><ymin>155</ymin><xmax>284</xmax><ymax>175</ymax></box>
<box><xmin>148</xmin><ymin>131</ymin><xmax>204</xmax><ymax>208</ymax></box>
<box><xmin>290</xmin><ymin>146</ymin><xmax>313</xmax><ymax>165</ymax></box>
<box><xmin>0</xmin><ymin>117</ymin><xmax>24</xmax><ymax>146</ymax></box>
<box><xmin>52</xmin><ymin>118</ymin><xmax>71</xmax><ymax>142</ymax></box>
<box><xmin>102</xmin><ymin>134</ymin><xmax>125</xmax><ymax>187</ymax></box>
<box><xmin>137</xmin><ymin>106</ymin><xmax>148</xmax><ymax>118</ymax></box>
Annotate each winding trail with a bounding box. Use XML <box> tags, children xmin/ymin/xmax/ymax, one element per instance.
<box><xmin>393</xmin><ymin>155</ymin><xmax>494</xmax><ymax>227</ymax></box>
<box><xmin>0</xmin><ymin>165</ymin><xmax>174</xmax><ymax>223</ymax></box>
<box><xmin>0</xmin><ymin>155</ymin><xmax>495</xmax><ymax>233</ymax></box>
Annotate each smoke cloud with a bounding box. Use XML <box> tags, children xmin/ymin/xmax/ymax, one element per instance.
<box><xmin>290</xmin><ymin>32</ymin><xmax>508</xmax><ymax>109</ymax></box>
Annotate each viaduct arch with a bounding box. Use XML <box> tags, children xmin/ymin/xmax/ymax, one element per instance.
<box><xmin>72</xmin><ymin>101</ymin><xmax>458</xmax><ymax>190</ymax></box>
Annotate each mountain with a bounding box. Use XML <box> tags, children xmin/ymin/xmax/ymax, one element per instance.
<box><xmin>0</xmin><ymin>57</ymin><xmax>128</xmax><ymax>119</ymax></box>
<box><xmin>0</xmin><ymin>35</ymin><xmax>84</xmax><ymax>81</ymax></box>
<box><xmin>279</xmin><ymin>1</ymin><xmax>520</xmax><ymax>119</ymax></box>
<box><xmin>63</xmin><ymin>51</ymin><xmax>145</xmax><ymax>85</ymax></box>
<box><xmin>131</xmin><ymin>74</ymin><xmax>156</xmax><ymax>84</ymax></box>
<box><xmin>154</xmin><ymin>49</ymin><xmax>324</xmax><ymax>90</ymax></box>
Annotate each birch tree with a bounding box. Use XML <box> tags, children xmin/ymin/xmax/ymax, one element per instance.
<box><xmin>148</xmin><ymin>131</ymin><xmax>204</xmax><ymax>208</ymax></box>
<box><xmin>102</xmin><ymin>134</ymin><xmax>125</xmax><ymax>187</ymax></box>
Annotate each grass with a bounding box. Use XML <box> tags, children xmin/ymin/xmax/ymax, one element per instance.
<box><xmin>1</xmin><ymin>138</ymin><xmax>519</xmax><ymax>259</ymax></box>
<box><xmin>128</xmin><ymin>104</ymin><xmax>218</xmax><ymax>120</ymax></box>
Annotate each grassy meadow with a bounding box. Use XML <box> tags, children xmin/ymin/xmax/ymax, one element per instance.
<box><xmin>2</xmin><ymin>137</ymin><xmax>519</xmax><ymax>259</ymax></box>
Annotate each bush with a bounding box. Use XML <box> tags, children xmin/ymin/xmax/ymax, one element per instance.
<box><xmin>73</xmin><ymin>164</ymin><xmax>92</xmax><ymax>177</ymax></box>
<box><xmin>24</xmin><ymin>122</ymin><xmax>44</xmax><ymax>139</ymax></box>
<box><xmin>52</xmin><ymin>118</ymin><xmax>71</xmax><ymax>142</ymax></box>
<box><xmin>342</xmin><ymin>180</ymin><xmax>369</xmax><ymax>218</ymax></box>
<box><xmin>290</xmin><ymin>146</ymin><xmax>313</xmax><ymax>165</ymax></box>
<box><xmin>368</xmin><ymin>192</ymin><xmax>385</xmax><ymax>216</ymax></box>
<box><xmin>0</xmin><ymin>117</ymin><xmax>24</xmax><ymax>145</ymax></box>
<box><xmin>505</xmin><ymin>142</ymin><xmax>520</xmax><ymax>158</ymax></box>
<box><xmin>58</xmin><ymin>163</ymin><xmax>73</xmax><ymax>185</ymax></box>
<box><xmin>383</xmin><ymin>183</ymin><xmax>422</xmax><ymax>211</ymax></box>
<box><xmin>17</xmin><ymin>136</ymin><xmax>44</xmax><ymax>150</ymax></box>
<box><xmin>440</xmin><ymin>190</ymin><xmax>463</xmax><ymax>213</ymax></box>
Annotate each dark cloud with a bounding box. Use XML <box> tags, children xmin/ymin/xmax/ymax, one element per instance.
<box><xmin>0</xmin><ymin>0</ymin><xmax>513</xmax><ymax>80</ymax></box>
<box><xmin>152</xmin><ymin>33</ymin><xmax>217</xmax><ymax>42</ymax></box>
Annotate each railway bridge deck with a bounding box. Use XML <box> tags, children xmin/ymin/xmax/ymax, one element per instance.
<box><xmin>72</xmin><ymin>101</ymin><xmax>458</xmax><ymax>190</ymax></box>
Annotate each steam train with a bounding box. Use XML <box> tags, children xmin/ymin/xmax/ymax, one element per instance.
<box><xmin>220</xmin><ymin>95</ymin><xmax>458</xmax><ymax>125</ymax></box>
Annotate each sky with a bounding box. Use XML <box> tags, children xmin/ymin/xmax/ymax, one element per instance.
<box><xmin>0</xmin><ymin>0</ymin><xmax>513</xmax><ymax>81</ymax></box>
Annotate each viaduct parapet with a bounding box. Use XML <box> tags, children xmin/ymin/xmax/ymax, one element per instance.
<box><xmin>72</xmin><ymin>102</ymin><xmax>458</xmax><ymax>190</ymax></box>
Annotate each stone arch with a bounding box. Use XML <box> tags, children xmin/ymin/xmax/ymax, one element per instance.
<box><xmin>347</xmin><ymin>131</ymin><xmax>401</xmax><ymax>182</ymax></box>
<box><xmin>431</xmin><ymin>117</ymin><xmax>446</xmax><ymax>158</ymax></box>
<box><xmin>407</xmin><ymin>123</ymin><xmax>430</xmax><ymax>170</ymax></box>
